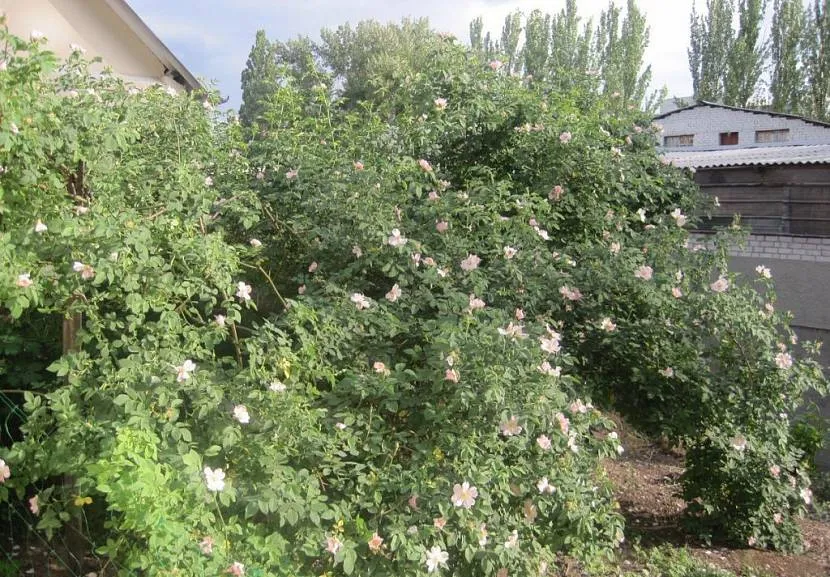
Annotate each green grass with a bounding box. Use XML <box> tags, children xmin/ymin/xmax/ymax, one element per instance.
<box><xmin>616</xmin><ymin>546</ymin><xmax>744</xmax><ymax>577</ymax></box>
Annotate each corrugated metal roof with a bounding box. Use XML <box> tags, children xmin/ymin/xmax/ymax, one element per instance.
<box><xmin>661</xmin><ymin>144</ymin><xmax>830</xmax><ymax>169</ymax></box>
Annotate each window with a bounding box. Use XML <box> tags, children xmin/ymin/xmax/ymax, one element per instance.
<box><xmin>719</xmin><ymin>132</ymin><xmax>739</xmax><ymax>145</ymax></box>
<box><xmin>755</xmin><ymin>129</ymin><xmax>790</xmax><ymax>143</ymax></box>
<box><xmin>663</xmin><ymin>134</ymin><xmax>694</xmax><ymax>147</ymax></box>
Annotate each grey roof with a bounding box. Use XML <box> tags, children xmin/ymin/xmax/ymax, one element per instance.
<box><xmin>653</xmin><ymin>100</ymin><xmax>830</xmax><ymax>129</ymax></box>
<box><xmin>661</xmin><ymin>144</ymin><xmax>830</xmax><ymax>169</ymax></box>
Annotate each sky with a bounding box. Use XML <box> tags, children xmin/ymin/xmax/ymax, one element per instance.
<box><xmin>130</xmin><ymin>0</ymin><xmax>697</xmax><ymax>108</ymax></box>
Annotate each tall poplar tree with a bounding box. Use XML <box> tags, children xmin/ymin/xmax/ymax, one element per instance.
<box><xmin>548</xmin><ymin>0</ymin><xmax>594</xmax><ymax>89</ymax></box>
<box><xmin>770</xmin><ymin>0</ymin><xmax>807</xmax><ymax>112</ymax></box>
<box><xmin>688</xmin><ymin>0</ymin><xmax>735</xmax><ymax>101</ymax></box>
<box><xmin>724</xmin><ymin>0</ymin><xmax>767</xmax><ymax>106</ymax></box>
<box><xmin>522</xmin><ymin>9</ymin><xmax>551</xmax><ymax>81</ymax></box>
<box><xmin>469</xmin><ymin>0</ymin><xmax>655</xmax><ymax>106</ymax></box>
<box><xmin>470</xmin><ymin>16</ymin><xmax>485</xmax><ymax>57</ymax></box>
<box><xmin>500</xmin><ymin>10</ymin><xmax>523</xmax><ymax>74</ymax></box>
<box><xmin>239</xmin><ymin>30</ymin><xmax>280</xmax><ymax>126</ymax></box>
<box><xmin>805</xmin><ymin>0</ymin><xmax>830</xmax><ymax>119</ymax></box>
<box><xmin>596</xmin><ymin>0</ymin><xmax>653</xmax><ymax>104</ymax></box>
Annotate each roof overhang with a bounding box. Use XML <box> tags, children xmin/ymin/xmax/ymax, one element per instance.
<box><xmin>103</xmin><ymin>0</ymin><xmax>201</xmax><ymax>92</ymax></box>
<box><xmin>661</xmin><ymin>144</ymin><xmax>830</xmax><ymax>169</ymax></box>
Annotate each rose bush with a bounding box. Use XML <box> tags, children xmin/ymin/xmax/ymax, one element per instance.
<box><xmin>0</xmin><ymin>17</ymin><xmax>825</xmax><ymax>577</ymax></box>
<box><xmin>246</xmin><ymin>29</ymin><xmax>825</xmax><ymax>555</ymax></box>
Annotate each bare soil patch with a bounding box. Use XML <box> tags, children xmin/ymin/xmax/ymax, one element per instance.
<box><xmin>606</xmin><ymin>428</ymin><xmax>830</xmax><ymax>577</ymax></box>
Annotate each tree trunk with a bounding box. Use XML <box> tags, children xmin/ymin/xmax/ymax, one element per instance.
<box><xmin>57</xmin><ymin>311</ymin><xmax>86</xmax><ymax>573</ymax></box>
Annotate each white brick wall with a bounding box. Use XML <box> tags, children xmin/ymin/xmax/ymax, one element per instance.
<box><xmin>658</xmin><ymin>105</ymin><xmax>830</xmax><ymax>150</ymax></box>
<box><xmin>691</xmin><ymin>233</ymin><xmax>830</xmax><ymax>263</ymax></box>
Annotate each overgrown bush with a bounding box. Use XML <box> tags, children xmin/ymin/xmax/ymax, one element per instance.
<box><xmin>0</xmin><ymin>18</ymin><xmax>826</xmax><ymax>577</ymax></box>
<box><xmin>248</xmin><ymin>30</ymin><xmax>826</xmax><ymax>554</ymax></box>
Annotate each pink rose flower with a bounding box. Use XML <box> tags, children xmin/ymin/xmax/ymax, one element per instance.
<box><xmin>450</xmin><ymin>481</ymin><xmax>478</xmax><ymax>508</ymax></box>
<box><xmin>28</xmin><ymin>495</ymin><xmax>38</xmax><ymax>515</ymax></box>
<box><xmin>775</xmin><ymin>351</ymin><xmax>793</xmax><ymax>370</ymax></box>
<box><xmin>710</xmin><ymin>275</ymin><xmax>729</xmax><ymax>293</ymax></box>
<box><xmin>325</xmin><ymin>536</ymin><xmax>343</xmax><ymax>555</ymax></box>
<box><xmin>634</xmin><ymin>265</ymin><xmax>653</xmax><ymax>281</ymax></box>
<box><xmin>460</xmin><ymin>254</ymin><xmax>481</xmax><ymax>272</ymax></box>
<box><xmin>555</xmin><ymin>412</ymin><xmax>570</xmax><ymax>435</ymax></box>
<box><xmin>468</xmin><ymin>294</ymin><xmax>486</xmax><ymax>311</ymax></box>
<box><xmin>368</xmin><ymin>532</ymin><xmax>384</xmax><ymax>553</ymax></box>
<box><xmin>500</xmin><ymin>416</ymin><xmax>523</xmax><ymax>437</ymax></box>
<box><xmin>385</xmin><ymin>283</ymin><xmax>402</xmax><ymax>302</ymax></box>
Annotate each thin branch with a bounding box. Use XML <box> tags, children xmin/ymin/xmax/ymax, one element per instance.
<box><xmin>256</xmin><ymin>265</ymin><xmax>288</xmax><ymax>309</ymax></box>
<box><xmin>229</xmin><ymin>322</ymin><xmax>243</xmax><ymax>368</ymax></box>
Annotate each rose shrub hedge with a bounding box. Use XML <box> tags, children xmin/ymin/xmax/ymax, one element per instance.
<box><xmin>0</xmin><ymin>20</ymin><xmax>825</xmax><ymax>577</ymax></box>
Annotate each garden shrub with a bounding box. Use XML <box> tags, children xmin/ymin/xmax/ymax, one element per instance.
<box><xmin>0</xmin><ymin>18</ymin><xmax>826</xmax><ymax>577</ymax></box>
<box><xmin>246</xmin><ymin>31</ymin><xmax>825</xmax><ymax>554</ymax></box>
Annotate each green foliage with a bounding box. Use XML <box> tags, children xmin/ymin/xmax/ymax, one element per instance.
<box><xmin>689</xmin><ymin>0</ymin><xmax>736</xmax><ymax>102</ymax></box>
<box><xmin>240</xmin><ymin>30</ymin><xmax>282</xmax><ymax>126</ymax></box>
<box><xmin>0</xmin><ymin>559</ymin><xmax>20</xmax><ymax>577</ymax></box>
<box><xmin>318</xmin><ymin>18</ymin><xmax>441</xmax><ymax>107</ymax></box>
<box><xmin>683</xmin><ymin>426</ymin><xmax>809</xmax><ymax>551</ymax></box>
<box><xmin>724</xmin><ymin>0</ymin><xmax>767</xmax><ymax>107</ymax></box>
<box><xmin>467</xmin><ymin>1</ymin><xmax>659</xmax><ymax>110</ymax></box>
<box><xmin>790</xmin><ymin>403</ymin><xmax>828</xmax><ymax>471</ymax></box>
<box><xmin>804</xmin><ymin>0</ymin><xmax>830</xmax><ymax>119</ymax></box>
<box><xmin>596</xmin><ymin>0</ymin><xmax>656</xmax><ymax>107</ymax></box>
<box><xmin>770</xmin><ymin>0</ymin><xmax>807</xmax><ymax>113</ymax></box>
<box><xmin>689</xmin><ymin>0</ymin><xmax>830</xmax><ymax>119</ymax></box>
<box><xmin>623</xmin><ymin>545</ymin><xmax>736</xmax><ymax>577</ymax></box>
<box><xmin>0</xmin><ymin>14</ymin><xmax>826</xmax><ymax>577</ymax></box>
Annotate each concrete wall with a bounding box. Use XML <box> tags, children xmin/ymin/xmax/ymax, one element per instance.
<box><xmin>659</xmin><ymin>105</ymin><xmax>830</xmax><ymax>150</ymax></box>
<box><xmin>690</xmin><ymin>162</ymin><xmax>830</xmax><ymax>466</ymax></box>
<box><xmin>730</xmin><ymin>255</ymin><xmax>830</xmax><ymax>468</ymax></box>
<box><xmin>0</xmin><ymin>0</ymin><xmax>183</xmax><ymax>89</ymax></box>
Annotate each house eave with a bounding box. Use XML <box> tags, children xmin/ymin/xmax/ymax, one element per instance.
<box><xmin>102</xmin><ymin>0</ymin><xmax>201</xmax><ymax>92</ymax></box>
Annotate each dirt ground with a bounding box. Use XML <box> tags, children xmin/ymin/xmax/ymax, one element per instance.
<box><xmin>605</xmin><ymin>426</ymin><xmax>830</xmax><ymax>577</ymax></box>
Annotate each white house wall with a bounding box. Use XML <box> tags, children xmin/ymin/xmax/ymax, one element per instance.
<box><xmin>0</xmin><ymin>0</ymin><xmax>183</xmax><ymax>90</ymax></box>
